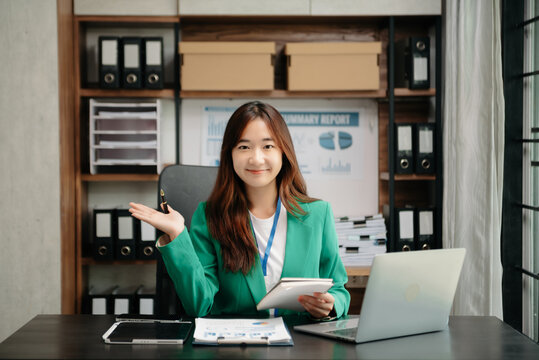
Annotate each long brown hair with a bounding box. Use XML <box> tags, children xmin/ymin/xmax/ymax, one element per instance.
<box><xmin>205</xmin><ymin>101</ymin><xmax>316</xmax><ymax>273</ymax></box>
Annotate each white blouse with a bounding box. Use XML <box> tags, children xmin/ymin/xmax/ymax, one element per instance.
<box><xmin>249</xmin><ymin>201</ymin><xmax>288</xmax><ymax>294</ymax></box>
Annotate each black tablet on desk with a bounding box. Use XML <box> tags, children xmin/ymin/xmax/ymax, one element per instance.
<box><xmin>102</xmin><ymin>320</ymin><xmax>193</xmax><ymax>344</ymax></box>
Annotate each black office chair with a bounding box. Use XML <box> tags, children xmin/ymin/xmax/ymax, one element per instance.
<box><xmin>155</xmin><ymin>164</ymin><xmax>218</xmax><ymax>315</ymax></box>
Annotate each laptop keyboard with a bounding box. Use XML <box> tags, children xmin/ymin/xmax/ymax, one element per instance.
<box><xmin>326</xmin><ymin>327</ymin><xmax>358</xmax><ymax>338</ymax></box>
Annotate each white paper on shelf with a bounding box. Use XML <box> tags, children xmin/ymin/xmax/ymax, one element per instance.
<box><xmin>96</xmin><ymin>111</ymin><xmax>157</xmax><ymax>119</ymax></box>
<box><xmin>335</xmin><ymin>216</ymin><xmax>366</xmax><ymax>222</ymax></box>
<box><xmin>94</xmin><ymin>159</ymin><xmax>157</xmax><ymax>166</ymax></box>
<box><xmin>339</xmin><ymin>245</ymin><xmax>387</xmax><ymax>266</ymax></box>
<box><xmin>339</xmin><ymin>239</ymin><xmax>381</xmax><ymax>248</ymax></box>
<box><xmin>93</xmin><ymin>102</ymin><xmax>157</xmax><ymax>109</ymax></box>
<box><xmin>337</xmin><ymin>227</ymin><xmax>386</xmax><ymax>236</ymax></box>
<box><xmin>97</xmin><ymin>140</ymin><xmax>157</xmax><ymax>147</ymax></box>
<box><xmin>334</xmin><ymin>211</ymin><xmax>387</xmax><ymax>267</ymax></box>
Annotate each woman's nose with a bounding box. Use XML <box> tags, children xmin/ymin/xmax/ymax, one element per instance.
<box><xmin>249</xmin><ymin>148</ymin><xmax>264</xmax><ymax>164</ymax></box>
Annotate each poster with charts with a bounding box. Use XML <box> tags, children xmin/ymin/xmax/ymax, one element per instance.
<box><xmin>201</xmin><ymin>106</ymin><xmax>364</xmax><ymax>180</ymax></box>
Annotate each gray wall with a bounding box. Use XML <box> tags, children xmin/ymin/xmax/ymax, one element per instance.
<box><xmin>0</xmin><ymin>0</ymin><xmax>61</xmax><ymax>342</ymax></box>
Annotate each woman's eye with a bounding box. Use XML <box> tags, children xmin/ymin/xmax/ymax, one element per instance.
<box><xmin>264</xmin><ymin>144</ymin><xmax>274</xmax><ymax>149</ymax></box>
<box><xmin>237</xmin><ymin>145</ymin><xmax>249</xmax><ymax>150</ymax></box>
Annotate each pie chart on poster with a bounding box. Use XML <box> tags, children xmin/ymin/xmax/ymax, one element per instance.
<box><xmin>319</xmin><ymin>131</ymin><xmax>353</xmax><ymax>150</ymax></box>
<box><xmin>338</xmin><ymin>131</ymin><xmax>352</xmax><ymax>149</ymax></box>
<box><xmin>319</xmin><ymin>132</ymin><xmax>335</xmax><ymax>150</ymax></box>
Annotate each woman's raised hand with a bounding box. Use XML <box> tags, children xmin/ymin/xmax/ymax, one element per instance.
<box><xmin>129</xmin><ymin>202</ymin><xmax>185</xmax><ymax>244</ymax></box>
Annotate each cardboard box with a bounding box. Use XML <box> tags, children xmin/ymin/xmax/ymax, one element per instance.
<box><xmin>179</xmin><ymin>42</ymin><xmax>276</xmax><ymax>91</ymax></box>
<box><xmin>285</xmin><ymin>42</ymin><xmax>382</xmax><ymax>91</ymax></box>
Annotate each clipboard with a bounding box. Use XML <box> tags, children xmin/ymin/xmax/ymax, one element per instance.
<box><xmin>192</xmin><ymin>317</ymin><xmax>293</xmax><ymax>346</ymax></box>
<box><xmin>102</xmin><ymin>320</ymin><xmax>193</xmax><ymax>344</ymax></box>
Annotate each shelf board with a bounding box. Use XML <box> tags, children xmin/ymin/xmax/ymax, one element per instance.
<box><xmin>380</xmin><ymin>172</ymin><xmax>436</xmax><ymax>181</ymax></box>
<box><xmin>79</xmin><ymin>88</ymin><xmax>175</xmax><ymax>98</ymax></box>
<box><xmin>81</xmin><ymin>258</ymin><xmax>157</xmax><ymax>265</ymax></box>
<box><xmin>75</xmin><ymin>15</ymin><xmax>179</xmax><ymax>24</ymax></box>
<box><xmin>81</xmin><ymin>173</ymin><xmax>159</xmax><ymax>182</ymax></box>
<box><xmin>345</xmin><ymin>266</ymin><xmax>371</xmax><ymax>277</ymax></box>
<box><xmin>92</xmin><ymin>146</ymin><xmax>158</xmax><ymax>149</ymax></box>
<box><xmin>180</xmin><ymin>89</ymin><xmax>386</xmax><ymax>99</ymax></box>
<box><xmin>394</xmin><ymin>88</ymin><xmax>435</xmax><ymax>97</ymax></box>
<box><xmin>180</xmin><ymin>15</ymin><xmax>389</xmax><ymax>23</ymax></box>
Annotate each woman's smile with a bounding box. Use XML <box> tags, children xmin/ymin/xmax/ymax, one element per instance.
<box><xmin>247</xmin><ymin>169</ymin><xmax>269</xmax><ymax>175</ymax></box>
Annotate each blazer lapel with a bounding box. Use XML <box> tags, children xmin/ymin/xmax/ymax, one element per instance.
<box><xmin>282</xmin><ymin>203</ymin><xmax>314</xmax><ymax>277</ymax></box>
<box><xmin>244</xmin><ymin>236</ymin><xmax>268</xmax><ymax>306</ymax></box>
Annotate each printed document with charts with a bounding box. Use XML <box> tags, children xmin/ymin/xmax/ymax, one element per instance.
<box><xmin>192</xmin><ymin>317</ymin><xmax>293</xmax><ymax>345</ymax></box>
<box><xmin>257</xmin><ymin>278</ymin><xmax>334</xmax><ymax>312</ymax></box>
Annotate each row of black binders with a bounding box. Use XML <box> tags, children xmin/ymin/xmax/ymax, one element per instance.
<box><xmin>93</xmin><ymin>209</ymin><xmax>156</xmax><ymax>261</ymax></box>
<box><xmin>393</xmin><ymin>207</ymin><xmax>436</xmax><ymax>252</ymax></box>
<box><xmin>84</xmin><ymin>285</ymin><xmax>155</xmax><ymax>315</ymax></box>
<box><xmin>99</xmin><ymin>36</ymin><xmax>164</xmax><ymax>89</ymax></box>
<box><xmin>395</xmin><ymin>122</ymin><xmax>436</xmax><ymax>174</ymax></box>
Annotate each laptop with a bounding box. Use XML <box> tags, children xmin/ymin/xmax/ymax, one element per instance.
<box><xmin>294</xmin><ymin>248</ymin><xmax>466</xmax><ymax>343</ymax></box>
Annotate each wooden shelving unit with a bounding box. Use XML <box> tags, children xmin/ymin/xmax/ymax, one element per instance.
<box><xmin>60</xmin><ymin>11</ymin><xmax>442</xmax><ymax>314</ymax></box>
<box><xmin>72</xmin><ymin>15</ymin><xmax>180</xmax><ymax>314</ymax></box>
<box><xmin>378</xmin><ymin>16</ymin><xmax>442</xmax><ymax>252</ymax></box>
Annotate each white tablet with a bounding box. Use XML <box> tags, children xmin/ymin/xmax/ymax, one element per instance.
<box><xmin>257</xmin><ymin>278</ymin><xmax>334</xmax><ymax>312</ymax></box>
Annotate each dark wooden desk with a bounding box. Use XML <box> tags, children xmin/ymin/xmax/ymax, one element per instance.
<box><xmin>0</xmin><ymin>315</ymin><xmax>537</xmax><ymax>359</ymax></box>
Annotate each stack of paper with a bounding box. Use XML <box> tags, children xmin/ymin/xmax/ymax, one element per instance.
<box><xmin>335</xmin><ymin>214</ymin><xmax>387</xmax><ymax>266</ymax></box>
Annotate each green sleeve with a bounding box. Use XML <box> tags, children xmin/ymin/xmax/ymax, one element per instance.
<box><xmin>158</xmin><ymin>203</ymin><xmax>219</xmax><ymax>317</ymax></box>
<box><xmin>320</xmin><ymin>202</ymin><xmax>351</xmax><ymax>317</ymax></box>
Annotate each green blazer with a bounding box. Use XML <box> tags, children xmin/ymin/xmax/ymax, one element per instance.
<box><xmin>159</xmin><ymin>200</ymin><xmax>350</xmax><ymax>318</ymax></box>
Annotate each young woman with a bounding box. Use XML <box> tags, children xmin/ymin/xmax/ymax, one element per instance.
<box><xmin>129</xmin><ymin>101</ymin><xmax>350</xmax><ymax>319</ymax></box>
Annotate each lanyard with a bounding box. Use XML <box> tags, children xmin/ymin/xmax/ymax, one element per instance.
<box><xmin>252</xmin><ymin>197</ymin><xmax>282</xmax><ymax>276</ymax></box>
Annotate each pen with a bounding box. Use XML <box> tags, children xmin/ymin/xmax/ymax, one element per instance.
<box><xmin>160</xmin><ymin>189</ymin><xmax>169</xmax><ymax>214</ymax></box>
